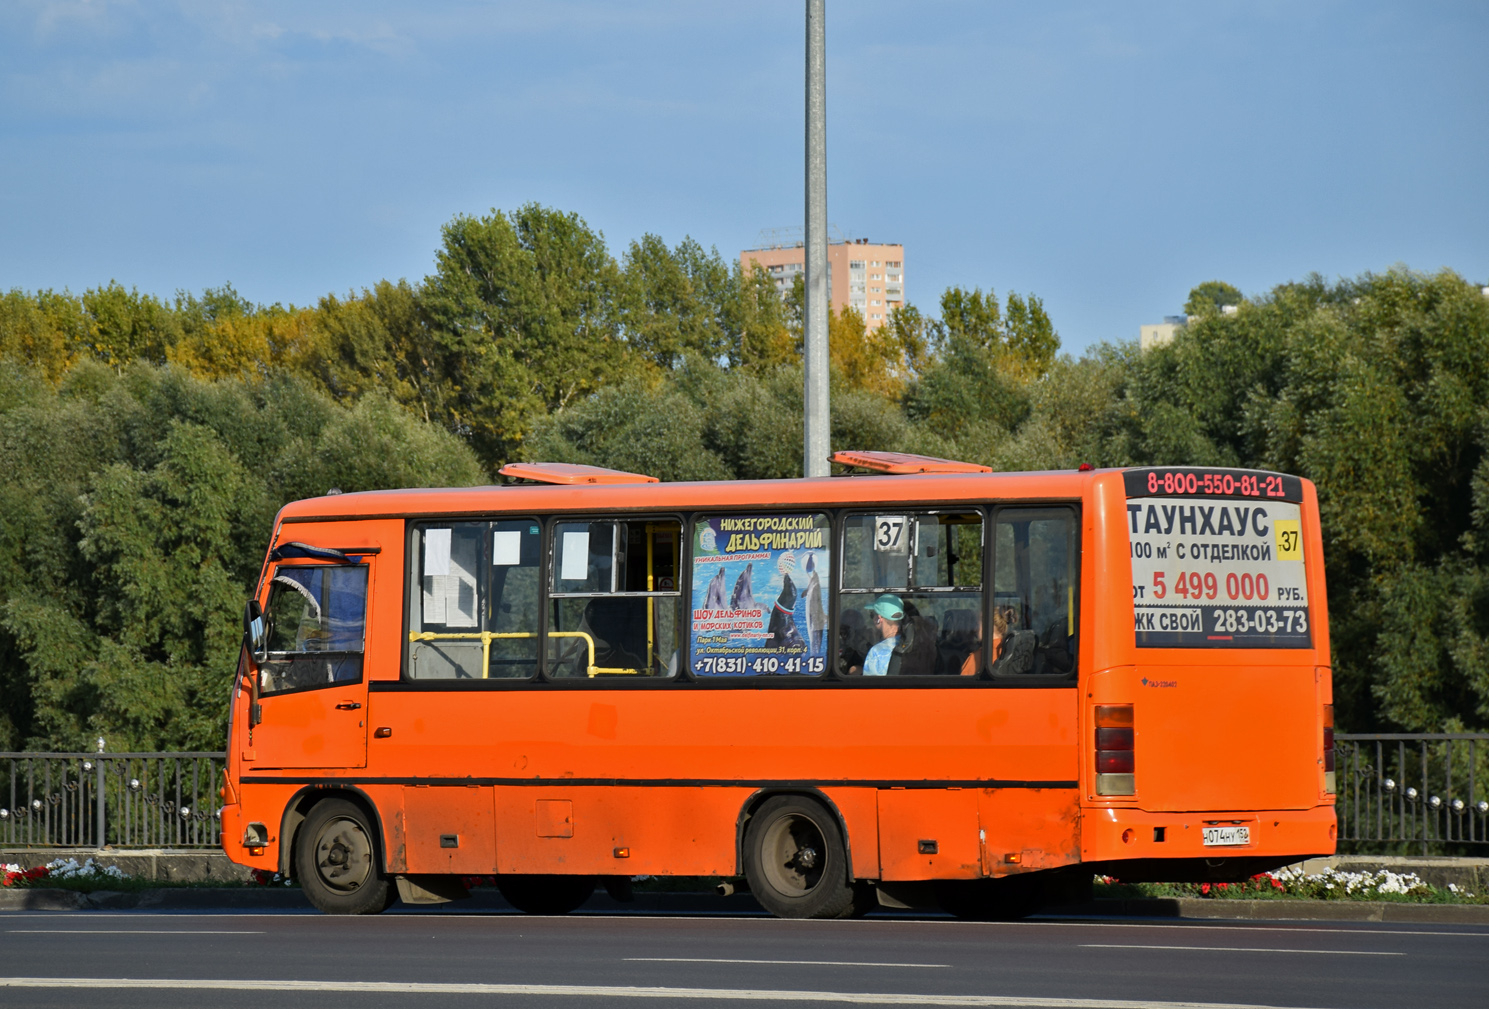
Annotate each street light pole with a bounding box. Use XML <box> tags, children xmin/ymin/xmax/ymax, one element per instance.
<box><xmin>803</xmin><ymin>0</ymin><xmax>829</xmax><ymax>478</ymax></box>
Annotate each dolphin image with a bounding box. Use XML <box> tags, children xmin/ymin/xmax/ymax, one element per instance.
<box><xmin>704</xmin><ymin>566</ymin><xmax>728</xmax><ymax>610</ymax></box>
<box><xmin>730</xmin><ymin>563</ymin><xmax>756</xmax><ymax>611</ymax></box>
<box><xmin>805</xmin><ymin>569</ymin><xmax>825</xmax><ymax>653</ymax></box>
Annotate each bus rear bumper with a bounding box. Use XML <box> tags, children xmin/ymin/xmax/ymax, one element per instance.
<box><xmin>1081</xmin><ymin>802</ymin><xmax>1336</xmax><ymax>880</ymax></box>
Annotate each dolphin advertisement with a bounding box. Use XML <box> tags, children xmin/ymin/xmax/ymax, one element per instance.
<box><xmin>689</xmin><ymin>513</ymin><xmax>829</xmax><ymax>675</ymax></box>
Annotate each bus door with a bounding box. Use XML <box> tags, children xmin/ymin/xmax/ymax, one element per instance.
<box><xmin>250</xmin><ymin>545</ymin><xmax>375</xmax><ymax>770</ymax></box>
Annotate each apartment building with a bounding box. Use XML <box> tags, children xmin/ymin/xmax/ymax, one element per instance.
<box><xmin>739</xmin><ymin>238</ymin><xmax>904</xmax><ymax>330</ymax></box>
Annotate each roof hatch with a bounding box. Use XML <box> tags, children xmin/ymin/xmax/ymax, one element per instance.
<box><xmin>498</xmin><ymin>462</ymin><xmax>660</xmax><ymax>485</ymax></box>
<box><xmin>829</xmin><ymin>450</ymin><xmax>992</xmax><ymax>475</ymax></box>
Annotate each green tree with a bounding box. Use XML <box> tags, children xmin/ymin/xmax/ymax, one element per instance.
<box><xmin>420</xmin><ymin>203</ymin><xmax>633</xmax><ymax>466</ymax></box>
<box><xmin>0</xmin><ymin>362</ymin><xmax>486</xmax><ymax>750</ymax></box>
<box><xmin>618</xmin><ymin>235</ymin><xmax>730</xmax><ymax>369</ymax></box>
<box><xmin>1184</xmin><ymin>280</ymin><xmax>1245</xmax><ymax>316</ymax></box>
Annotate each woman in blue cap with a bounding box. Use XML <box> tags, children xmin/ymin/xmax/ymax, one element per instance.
<box><xmin>857</xmin><ymin>593</ymin><xmax>904</xmax><ymax>676</ymax></box>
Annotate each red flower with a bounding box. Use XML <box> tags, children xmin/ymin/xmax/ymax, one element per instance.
<box><xmin>1200</xmin><ymin>882</ymin><xmax>1211</xmax><ymax>895</ymax></box>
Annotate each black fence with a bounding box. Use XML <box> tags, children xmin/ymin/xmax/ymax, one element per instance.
<box><xmin>1335</xmin><ymin>734</ymin><xmax>1489</xmax><ymax>854</ymax></box>
<box><xmin>1</xmin><ymin>753</ymin><xmax>224</xmax><ymax>849</ymax></box>
<box><xmin>5</xmin><ymin>737</ymin><xmax>1489</xmax><ymax>854</ymax></box>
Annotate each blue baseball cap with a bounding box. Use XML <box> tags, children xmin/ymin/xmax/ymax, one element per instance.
<box><xmin>866</xmin><ymin>593</ymin><xmax>905</xmax><ymax>621</ymax></box>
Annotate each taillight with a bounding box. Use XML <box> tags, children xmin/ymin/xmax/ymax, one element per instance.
<box><xmin>1095</xmin><ymin>704</ymin><xmax>1134</xmax><ymax>796</ymax></box>
<box><xmin>1323</xmin><ymin>703</ymin><xmax>1336</xmax><ymax>794</ymax></box>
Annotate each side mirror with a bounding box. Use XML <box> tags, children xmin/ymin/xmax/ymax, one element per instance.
<box><xmin>243</xmin><ymin>599</ymin><xmax>267</xmax><ymax>664</ymax></box>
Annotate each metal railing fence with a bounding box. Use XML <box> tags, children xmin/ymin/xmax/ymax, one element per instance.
<box><xmin>0</xmin><ymin>753</ymin><xmax>224</xmax><ymax>849</ymax></box>
<box><xmin>1335</xmin><ymin>734</ymin><xmax>1489</xmax><ymax>854</ymax></box>
<box><xmin>4</xmin><ymin>736</ymin><xmax>1489</xmax><ymax>854</ymax></box>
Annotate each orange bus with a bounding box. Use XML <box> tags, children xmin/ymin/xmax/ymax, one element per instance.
<box><xmin>220</xmin><ymin>452</ymin><xmax>1336</xmax><ymax>918</ymax></box>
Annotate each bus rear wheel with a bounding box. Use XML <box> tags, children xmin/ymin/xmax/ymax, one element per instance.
<box><xmin>296</xmin><ymin>797</ymin><xmax>394</xmax><ymax>915</ymax></box>
<box><xmin>496</xmin><ymin>874</ymin><xmax>596</xmax><ymax>914</ymax></box>
<box><xmin>743</xmin><ymin>795</ymin><xmax>855</xmax><ymax>919</ymax></box>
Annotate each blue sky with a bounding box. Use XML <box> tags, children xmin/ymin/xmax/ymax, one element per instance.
<box><xmin>2</xmin><ymin>1</ymin><xmax>1485</xmax><ymax>355</ymax></box>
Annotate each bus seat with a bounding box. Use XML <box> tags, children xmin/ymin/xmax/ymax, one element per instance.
<box><xmin>887</xmin><ymin>615</ymin><xmax>938</xmax><ymax>676</ymax></box>
<box><xmin>938</xmin><ymin>608</ymin><xmax>980</xmax><ymax>675</ymax></box>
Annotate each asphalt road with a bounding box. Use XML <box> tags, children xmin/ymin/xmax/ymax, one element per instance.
<box><xmin>2</xmin><ymin>907</ymin><xmax>1486</xmax><ymax>1009</ymax></box>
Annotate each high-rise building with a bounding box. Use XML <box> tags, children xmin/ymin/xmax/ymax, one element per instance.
<box><xmin>739</xmin><ymin>238</ymin><xmax>904</xmax><ymax>330</ymax></box>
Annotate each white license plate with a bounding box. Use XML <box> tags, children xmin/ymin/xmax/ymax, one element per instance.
<box><xmin>1202</xmin><ymin>826</ymin><xmax>1251</xmax><ymax>846</ymax></box>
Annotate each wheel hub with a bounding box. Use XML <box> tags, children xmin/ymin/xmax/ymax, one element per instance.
<box><xmin>315</xmin><ymin>817</ymin><xmax>370</xmax><ymax>892</ymax></box>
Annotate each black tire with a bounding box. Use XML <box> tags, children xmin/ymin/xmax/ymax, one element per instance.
<box><xmin>843</xmin><ymin>880</ymin><xmax>879</xmax><ymax>918</ymax></box>
<box><xmin>742</xmin><ymin>795</ymin><xmax>855</xmax><ymax>919</ymax></box>
<box><xmin>496</xmin><ymin>874</ymin><xmax>596</xmax><ymax>914</ymax></box>
<box><xmin>935</xmin><ymin>875</ymin><xmax>1042</xmax><ymax>921</ymax></box>
<box><xmin>295</xmin><ymin>797</ymin><xmax>394</xmax><ymax>915</ymax></box>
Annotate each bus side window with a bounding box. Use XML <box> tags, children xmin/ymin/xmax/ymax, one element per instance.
<box><xmin>840</xmin><ymin>511</ymin><xmax>983</xmax><ymax>677</ymax></box>
<box><xmin>407</xmin><ymin>520</ymin><xmax>541</xmax><ymax>679</ymax></box>
<box><xmin>548</xmin><ymin>519</ymin><xmax>681</xmax><ymax>679</ymax></box>
<box><xmin>989</xmin><ymin>507</ymin><xmax>1078</xmax><ymax>678</ymax></box>
<box><xmin>261</xmin><ymin>565</ymin><xmax>368</xmax><ymax>695</ymax></box>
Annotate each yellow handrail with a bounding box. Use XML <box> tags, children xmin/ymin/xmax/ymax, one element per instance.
<box><xmin>408</xmin><ymin>629</ymin><xmax>638</xmax><ymax>678</ymax></box>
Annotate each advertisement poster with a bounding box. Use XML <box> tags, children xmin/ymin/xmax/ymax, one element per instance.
<box><xmin>690</xmin><ymin>513</ymin><xmax>830</xmax><ymax>675</ymax></box>
<box><xmin>1128</xmin><ymin>495</ymin><xmax>1311</xmax><ymax>649</ymax></box>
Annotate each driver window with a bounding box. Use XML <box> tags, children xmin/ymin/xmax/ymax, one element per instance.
<box><xmin>260</xmin><ymin>565</ymin><xmax>368</xmax><ymax>695</ymax></box>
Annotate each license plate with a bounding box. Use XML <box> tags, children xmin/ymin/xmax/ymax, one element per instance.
<box><xmin>1202</xmin><ymin>826</ymin><xmax>1250</xmax><ymax>846</ymax></box>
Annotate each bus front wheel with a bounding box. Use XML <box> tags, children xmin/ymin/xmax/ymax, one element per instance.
<box><xmin>743</xmin><ymin>795</ymin><xmax>855</xmax><ymax>919</ymax></box>
<box><xmin>296</xmin><ymin>797</ymin><xmax>395</xmax><ymax>915</ymax></box>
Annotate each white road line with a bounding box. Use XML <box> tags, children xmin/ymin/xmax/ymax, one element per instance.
<box><xmin>7</xmin><ymin>934</ymin><xmax>262</xmax><ymax>940</ymax></box>
<box><xmin>2</xmin><ymin>910</ymin><xmax>1484</xmax><ymax>939</ymax></box>
<box><xmin>627</xmin><ymin>957</ymin><xmax>948</xmax><ymax>968</ymax></box>
<box><xmin>0</xmin><ymin>977</ymin><xmax>1335</xmax><ymax>1007</ymax></box>
<box><xmin>1080</xmin><ymin>944</ymin><xmax>1403</xmax><ymax>956</ymax></box>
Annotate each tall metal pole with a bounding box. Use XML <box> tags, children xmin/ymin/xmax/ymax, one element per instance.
<box><xmin>803</xmin><ymin>0</ymin><xmax>830</xmax><ymax>478</ymax></box>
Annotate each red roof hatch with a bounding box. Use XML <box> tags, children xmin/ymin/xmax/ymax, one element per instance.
<box><xmin>829</xmin><ymin>450</ymin><xmax>992</xmax><ymax>475</ymax></box>
<box><xmin>498</xmin><ymin>462</ymin><xmax>660</xmax><ymax>485</ymax></box>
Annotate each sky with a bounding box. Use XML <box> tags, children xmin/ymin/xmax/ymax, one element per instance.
<box><xmin>2</xmin><ymin>1</ymin><xmax>1486</xmax><ymax>355</ymax></box>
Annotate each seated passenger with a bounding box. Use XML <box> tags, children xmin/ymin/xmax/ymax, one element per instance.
<box><xmin>838</xmin><ymin>609</ymin><xmax>868</xmax><ymax>674</ymax></box>
<box><xmin>855</xmin><ymin>594</ymin><xmax>904</xmax><ymax>676</ymax></box>
<box><xmin>938</xmin><ymin>608</ymin><xmax>981</xmax><ymax>676</ymax></box>
<box><xmin>889</xmin><ymin>601</ymin><xmax>938</xmax><ymax>676</ymax></box>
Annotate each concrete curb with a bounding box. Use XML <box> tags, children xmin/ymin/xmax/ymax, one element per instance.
<box><xmin>3</xmin><ymin>887</ymin><xmax>1488</xmax><ymax>923</ymax></box>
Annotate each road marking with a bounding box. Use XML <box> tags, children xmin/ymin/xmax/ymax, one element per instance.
<box><xmin>7</xmin><ymin>934</ymin><xmax>262</xmax><ymax>940</ymax></box>
<box><xmin>0</xmin><ymin>977</ymin><xmax>1336</xmax><ymax>1007</ymax></box>
<box><xmin>627</xmin><ymin>957</ymin><xmax>948</xmax><ymax>968</ymax></box>
<box><xmin>1081</xmin><ymin>944</ymin><xmax>1403</xmax><ymax>956</ymax></box>
<box><xmin>1</xmin><ymin>910</ymin><xmax>1484</xmax><ymax>938</ymax></box>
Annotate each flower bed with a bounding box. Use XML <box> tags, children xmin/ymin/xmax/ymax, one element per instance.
<box><xmin>2</xmin><ymin>857</ymin><xmax>129</xmax><ymax>889</ymax></box>
<box><xmin>1094</xmin><ymin>868</ymin><xmax>1485</xmax><ymax>904</ymax></box>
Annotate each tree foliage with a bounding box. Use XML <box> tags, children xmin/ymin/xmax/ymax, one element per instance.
<box><xmin>0</xmin><ymin>364</ymin><xmax>484</xmax><ymax>751</ymax></box>
<box><xmin>3</xmin><ymin>202</ymin><xmax>1484</xmax><ymax>740</ymax></box>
